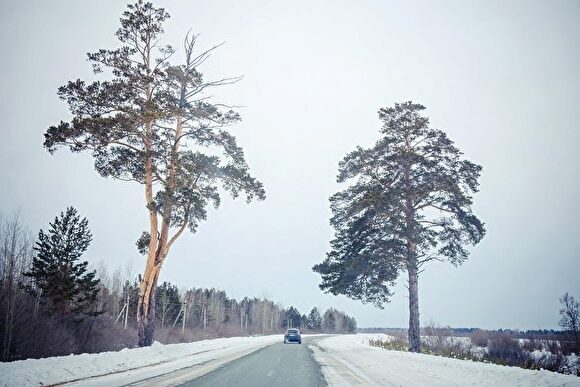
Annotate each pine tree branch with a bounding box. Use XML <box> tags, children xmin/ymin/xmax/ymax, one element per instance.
<box><xmin>411</xmin><ymin>135</ymin><xmax>429</xmax><ymax>149</ymax></box>
<box><xmin>110</xmin><ymin>141</ymin><xmax>143</xmax><ymax>153</ymax></box>
<box><xmin>426</xmin><ymin>204</ymin><xmax>455</xmax><ymax>214</ymax></box>
<box><xmin>418</xmin><ymin>256</ymin><xmax>444</xmax><ymax>266</ymax></box>
<box><xmin>414</xmin><ymin>198</ymin><xmax>439</xmax><ymax>210</ymax></box>
<box><xmin>152</xmin><ymin>171</ymin><xmax>167</xmax><ymax>185</ymax></box>
<box><xmin>184</xmin><ymin>77</ymin><xmax>243</xmax><ymax>99</ymax></box>
<box><xmin>417</xmin><ymin>220</ymin><xmax>445</xmax><ymax>228</ymax></box>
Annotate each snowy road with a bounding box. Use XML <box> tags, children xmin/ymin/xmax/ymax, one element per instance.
<box><xmin>182</xmin><ymin>336</ymin><xmax>325</xmax><ymax>387</ymax></box>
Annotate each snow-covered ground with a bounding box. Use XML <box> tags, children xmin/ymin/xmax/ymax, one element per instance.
<box><xmin>1</xmin><ymin>334</ymin><xmax>579</xmax><ymax>386</ymax></box>
<box><xmin>0</xmin><ymin>335</ymin><xmax>280</xmax><ymax>387</ymax></box>
<box><xmin>311</xmin><ymin>334</ymin><xmax>580</xmax><ymax>386</ymax></box>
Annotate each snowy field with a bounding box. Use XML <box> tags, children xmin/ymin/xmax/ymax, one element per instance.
<box><xmin>1</xmin><ymin>334</ymin><xmax>579</xmax><ymax>386</ymax></box>
<box><xmin>312</xmin><ymin>334</ymin><xmax>580</xmax><ymax>386</ymax></box>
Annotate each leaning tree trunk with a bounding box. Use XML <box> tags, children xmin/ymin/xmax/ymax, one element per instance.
<box><xmin>136</xmin><ymin>86</ymin><xmax>187</xmax><ymax>346</ymax></box>
<box><xmin>136</xmin><ymin>204</ymin><xmax>174</xmax><ymax>346</ymax></box>
<box><xmin>407</xmin><ymin>260</ymin><xmax>421</xmax><ymax>352</ymax></box>
<box><xmin>136</xmin><ymin>100</ymin><xmax>185</xmax><ymax>346</ymax></box>
<box><xmin>137</xmin><ymin>266</ymin><xmax>160</xmax><ymax>346</ymax></box>
<box><xmin>138</xmin><ymin>121</ymin><xmax>161</xmax><ymax>347</ymax></box>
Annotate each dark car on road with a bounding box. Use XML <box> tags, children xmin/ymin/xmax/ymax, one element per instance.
<box><xmin>283</xmin><ymin>328</ymin><xmax>301</xmax><ymax>344</ymax></box>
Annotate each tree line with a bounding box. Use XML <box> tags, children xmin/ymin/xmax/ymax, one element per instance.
<box><xmin>0</xmin><ymin>209</ymin><xmax>356</xmax><ymax>361</ymax></box>
<box><xmin>118</xmin><ymin>280</ymin><xmax>356</xmax><ymax>336</ymax></box>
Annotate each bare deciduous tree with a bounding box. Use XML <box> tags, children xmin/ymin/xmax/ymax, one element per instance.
<box><xmin>559</xmin><ymin>292</ymin><xmax>579</xmax><ymax>344</ymax></box>
<box><xmin>0</xmin><ymin>212</ymin><xmax>33</xmax><ymax>361</ymax></box>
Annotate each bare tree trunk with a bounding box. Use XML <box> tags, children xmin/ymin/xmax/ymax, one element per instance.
<box><xmin>407</xmin><ymin>260</ymin><xmax>420</xmax><ymax>352</ymax></box>
<box><xmin>137</xmin><ymin>116</ymin><xmax>160</xmax><ymax>346</ymax></box>
<box><xmin>403</xmin><ymin>133</ymin><xmax>421</xmax><ymax>353</ymax></box>
<box><xmin>2</xmin><ymin>281</ymin><xmax>15</xmax><ymax>361</ymax></box>
<box><xmin>136</xmin><ymin>113</ymin><xmax>188</xmax><ymax>345</ymax></box>
<box><xmin>1</xmin><ymin>214</ymin><xmax>31</xmax><ymax>361</ymax></box>
<box><xmin>137</xmin><ymin>236</ymin><xmax>163</xmax><ymax>345</ymax></box>
<box><xmin>137</xmin><ymin>271</ymin><xmax>158</xmax><ymax>346</ymax></box>
<box><xmin>81</xmin><ymin>315</ymin><xmax>97</xmax><ymax>352</ymax></box>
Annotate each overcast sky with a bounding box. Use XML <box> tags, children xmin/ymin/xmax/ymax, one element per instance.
<box><xmin>1</xmin><ymin>0</ymin><xmax>579</xmax><ymax>330</ymax></box>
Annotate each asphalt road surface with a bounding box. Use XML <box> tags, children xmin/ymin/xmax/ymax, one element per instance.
<box><xmin>181</xmin><ymin>336</ymin><xmax>326</xmax><ymax>387</ymax></box>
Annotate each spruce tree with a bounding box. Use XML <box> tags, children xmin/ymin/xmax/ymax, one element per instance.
<box><xmin>322</xmin><ymin>309</ymin><xmax>337</xmax><ymax>332</ymax></box>
<box><xmin>282</xmin><ymin>307</ymin><xmax>302</xmax><ymax>329</ymax></box>
<box><xmin>313</xmin><ymin>102</ymin><xmax>485</xmax><ymax>352</ymax></box>
<box><xmin>307</xmin><ymin>307</ymin><xmax>322</xmax><ymax>330</ymax></box>
<box><xmin>25</xmin><ymin>207</ymin><xmax>100</xmax><ymax>318</ymax></box>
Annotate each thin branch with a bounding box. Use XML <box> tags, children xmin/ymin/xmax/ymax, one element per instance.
<box><xmin>153</xmin><ymin>171</ymin><xmax>167</xmax><ymax>185</ymax></box>
<box><xmin>427</xmin><ymin>204</ymin><xmax>455</xmax><ymax>214</ymax></box>
<box><xmin>111</xmin><ymin>175</ymin><xmax>144</xmax><ymax>183</ymax></box>
<box><xmin>411</xmin><ymin>135</ymin><xmax>428</xmax><ymax>149</ymax></box>
<box><xmin>213</xmin><ymin>103</ymin><xmax>245</xmax><ymax>109</ymax></box>
<box><xmin>414</xmin><ymin>198</ymin><xmax>439</xmax><ymax>210</ymax></box>
<box><xmin>110</xmin><ymin>141</ymin><xmax>142</xmax><ymax>153</ymax></box>
<box><xmin>166</xmin><ymin>215</ymin><xmax>189</xmax><ymax>253</ymax></box>
<box><xmin>418</xmin><ymin>256</ymin><xmax>444</xmax><ymax>267</ymax></box>
<box><xmin>184</xmin><ymin>76</ymin><xmax>243</xmax><ymax>99</ymax></box>
<box><xmin>189</xmin><ymin>42</ymin><xmax>226</xmax><ymax>68</ymax></box>
<box><xmin>417</xmin><ymin>220</ymin><xmax>444</xmax><ymax>227</ymax></box>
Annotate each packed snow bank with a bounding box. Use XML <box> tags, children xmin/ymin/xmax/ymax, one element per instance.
<box><xmin>311</xmin><ymin>334</ymin><xmax>580</xmax><ymax>386</ymax></box>
<box><xmin>0</xmin><ymin>335</ymin><xmax>280</xmax><ymax>387</ymax></box>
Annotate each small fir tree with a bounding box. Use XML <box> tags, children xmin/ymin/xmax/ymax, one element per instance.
<box><xmin>307</xmin><ymin>307</ymin><xmax>322</xmax><ymax>330</ymax></box>
<box><xmin>25</xmin><ymin>207</ymin><xmax>100</xmax><ymax>318</ymax></box>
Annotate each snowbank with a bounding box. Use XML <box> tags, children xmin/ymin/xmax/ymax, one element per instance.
<box><xmin>311</xmin><ymin>334</ymin><xmax>580</xmax><ymax>386</ymax></box>
<box><xmin>0</xmin><ymin>335</ymin><xmax>280</xmax><ymax>386</ymax></box>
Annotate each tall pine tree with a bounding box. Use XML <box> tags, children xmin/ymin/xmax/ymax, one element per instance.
<box><xmin>43</xmin><ymin>1</ymin><xmax>264</xmax><ymax>345</ymax></box>
<box><xmin>25</xmin><ymin>207</ymin><xmax>100</xmax><ymax>318</ymax></box>
<box><xmin>313</xmin><ymin>102</ymin><xmax>485</xmax><ymax>352</ymax></box>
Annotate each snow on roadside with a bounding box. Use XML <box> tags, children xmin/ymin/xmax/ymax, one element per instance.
<box><xmin>354</xmin><ymin>333</ymin><xmax>393</xmax><ymax>345</ymax></box>
<box><xmin>311</xmin><ymin>334</ymin><xmax>580</xmax><ymax>386</ymax></box>
<box><xmin>0</xmin><ymin>335</ymin><xmax>280</xmax><ymax>387</ymax></box>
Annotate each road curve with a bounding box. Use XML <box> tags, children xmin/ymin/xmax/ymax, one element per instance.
<box><xmin>180</xmin><ymin>336</ymin><xmax>326</xmax><ymax>387</ymax></box>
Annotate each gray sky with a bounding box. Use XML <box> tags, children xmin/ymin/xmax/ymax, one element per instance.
<box><xmin>1</xmin><ymin>0</ymin><xmax>579</xmax><ymax>330</ymax></box>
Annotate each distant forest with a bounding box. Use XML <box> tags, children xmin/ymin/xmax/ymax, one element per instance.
<box><xmin>359</xmin><ymin>327</ymin><xmax>572</xmax><ymax>338</ymax></box>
